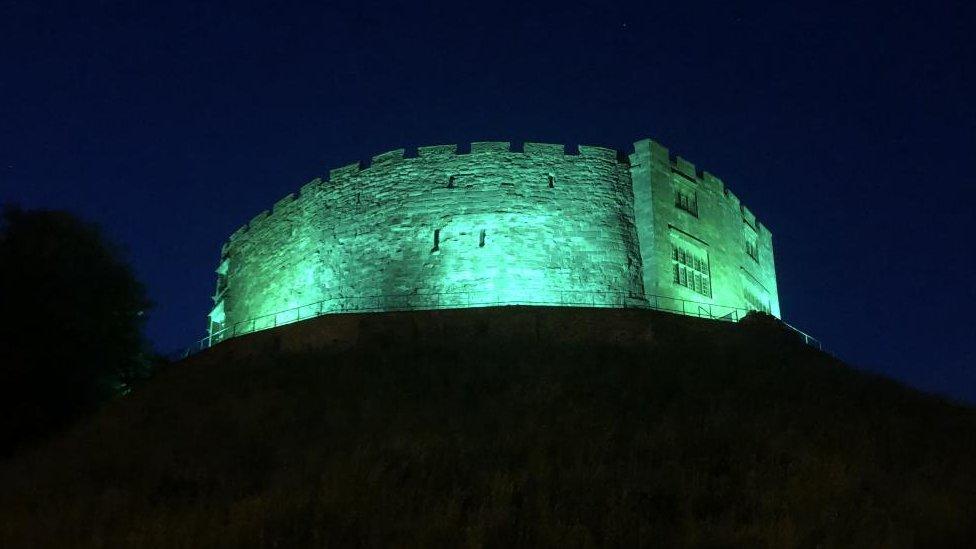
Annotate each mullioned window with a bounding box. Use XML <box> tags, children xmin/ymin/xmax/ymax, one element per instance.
<box><xmin>671</xmin><ymin>243</ymin><xmax>711</xmax><ymax>297</ymax></box>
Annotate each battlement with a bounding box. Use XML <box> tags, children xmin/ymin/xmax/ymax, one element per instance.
<box><xmin>273</xmin><ymin>193</ymin><xmax>296</xmax><ymax>213</ymax></box>
<box><xmin>673</xmin><ymin>156</ymin><xmax>698</xmax><ymax>179</ymax></box>
<box><xmin>701</xmin><ymin>172</ymin><xmax>725</xmax><ymax>194</ymax></box>
<box><xmin>223</xmin><ymin>141</ymin><xmax>628</xmax><ymax>246</ymax></box>
<box><xmin>470</xmin><ymin>141</ymin><xmax>510</xmax><ymax>154</ymax></box>
<box><xmin>579</xmin><ymin>145</ymin><xmax>617</xmax><ymax>161</ymax></box>
<box><xmin>418</xmin><ymin>144</ymin><xmax>457</xmax><ymax>157</ymax></box>
<box><xmin>223</xmin><ymin>137</ymin><xmax>774</xmax><ymax>260</ymax></box>
<box><xmin>630</xmin><ymin>138</ymin><xmax>769</xmax><ymax>234</ymax></box>
<box><xmin>210</xmin><ymin>134</ymin><xmax>782</xmax><ymax>343</ymax></box>
<box><xmin>370</xmin><ymin>148</ymin><xmax>406</xmax><ymax>165</ymax></box>
<box><xmin>299</xmin><ymin>177</ymin><xmax>323</xmax><ymax>196</ymax></box>
<box><xmin>741</xmin><ymin>206</ymin><xmax>757</xmax><ymax>229</ymax></box>
<box><xmin>327</xmin><ymin>140</ymin><xmax>617</xmax><ymax>181</ymax></box>
<box><xmin>523</xmin><ymin>142</ymin><xmax>564</xmax><ymax>155</ymax></box>
<box><xmin>329</xmin><ymin>162</ymin><xmax>361</xmax><ymax>182</ymax></box>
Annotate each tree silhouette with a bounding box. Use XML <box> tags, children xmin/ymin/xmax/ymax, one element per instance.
<box><xmin>0</xmin><ymin>206</ymin><xmax>151</xmax><ymax>455</ymax></box>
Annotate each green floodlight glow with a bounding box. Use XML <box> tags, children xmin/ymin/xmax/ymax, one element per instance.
<box><xmin>207</xmin><ymin>139</ymin><xmax>781</xmax><ymax>341</ymax></box>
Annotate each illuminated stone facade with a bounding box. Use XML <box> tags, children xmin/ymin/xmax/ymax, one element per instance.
<box><xmin>208</xmin><ymin>139</ymin><xmax>780</xmax><ymax>340</ymax></box>
<box><xmin>630</xmin><ymin>139</ymin><xmax>780</xmax><ymax>318</ymax></box>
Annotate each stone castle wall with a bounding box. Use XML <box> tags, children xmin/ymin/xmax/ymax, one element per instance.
<box><xmin>630</xmin><ymin>139</ymin><xmax>780</xmax><ymax>318</ymax></box>
<box><xmin>209</xmin><ymin>142</ymin><xmax>644</xmax><ymax>337</ymax></box>
<box><xmin>207</xmin><ymin>138</ymin><xmax>781</xmax><ymax>341</ymax></box>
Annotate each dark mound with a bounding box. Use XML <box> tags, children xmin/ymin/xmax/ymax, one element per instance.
<box><xmin>2</xmin><ymin>308</ymin><xmax>973</xmax><ymax>547</ymax></box>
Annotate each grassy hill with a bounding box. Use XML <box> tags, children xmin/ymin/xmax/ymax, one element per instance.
<box><xmin>1</xmin><ymin>307</ymin><xmax>974</xmax><ymax>547</ymax></box>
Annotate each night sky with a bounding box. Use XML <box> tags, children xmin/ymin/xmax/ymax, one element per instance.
<box><xmin>2</xmin><ymin>2</ymin><xmax>974</xmax><ymax>403</ymax></box>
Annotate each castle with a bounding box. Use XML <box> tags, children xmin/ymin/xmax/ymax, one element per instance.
<box><xmin>206</xmin><ymin>138</ymin><xmax>780</xmax><ymax>343</ymax></box>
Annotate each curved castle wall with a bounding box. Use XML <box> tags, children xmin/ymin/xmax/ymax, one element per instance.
<box><xmin>207</xmin><ymin>137</ymin><xmax>783</xmax><ymax>343</ymax></box>
<box><xmin>208</xmin><ymin>142</ymin><xmax>644</xmax><ymax>338</ymax></box>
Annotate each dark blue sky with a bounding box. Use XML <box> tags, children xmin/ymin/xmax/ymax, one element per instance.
<box><xmin>2</xmin><ymin>2</ymin><xmax>974</xmax><ymax>402</ymax></box>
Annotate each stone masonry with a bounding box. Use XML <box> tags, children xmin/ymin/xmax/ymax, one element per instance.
<box><xmin>207</xmin><ymin>139</ymin><xmax>779</xmax><ymax>341</ymax></box>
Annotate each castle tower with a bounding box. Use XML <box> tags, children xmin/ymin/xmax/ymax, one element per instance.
<box><xmin>630</xmin><ymin>139</ymin><xmax>780</xmax><ymax>318</ymax></box>
<box><xmin>207</xmin><ymin>143</ymin><xmax>645</xmax><ymax>341</ymax></box>
<box><xmin>206</xmin><ymin>137</ymin><xmax>780</xmax><ymax>343</ymax></box>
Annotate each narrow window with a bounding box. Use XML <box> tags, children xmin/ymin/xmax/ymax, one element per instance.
<box><xmin>447</xmin><ymin>175</ymin><xmax>456</xmax><ymax>188</ymax></box>
<box><xmin>432</xmin><ymin>229</ymin><xmax>440</xmax><ymax>252</ymax></box>
<box><xmin>675</xmin><ymin>188</ymin><xmax>698</xmax><ymax>217</ymax></box>
<box><xmin>479</xmin><ymin>229</ymin><xmax>486</xmax><ymax>247</ymax></box>
<box><xmin>547</xmin><ymin>173</ymin><xmax>555</xmax><ymax>188</ymax></box>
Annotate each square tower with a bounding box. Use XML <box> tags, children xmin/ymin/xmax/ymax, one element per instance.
<box><xmin>629</xmin><ymin>139</ymin><xmax>781</xmax><ymax>318</ymax></box>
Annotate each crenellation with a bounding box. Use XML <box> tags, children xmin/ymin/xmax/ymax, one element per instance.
<box><xmin>273</xmin><ymin>193</ymin><xmax>296</xmax><ymax>213</ymax></box>
<box><xmin>371</xmin><ymin>148</ymin><xmax>406</xmax><ymax>164</ymax></box>
<box><xmin>229</xmin><ymin>225</ymin><xmax>248</xmax><ymax>243</ymax></box>
<box><xmin>523</xmin><ymin>142</ymin><xmax>564</xmax><ymax>156</ymax></box>
<box><xmin>646</xmin><ymin>139</ymin><xmax>669</xmax><ymax>164</ymax></box>
<box><xmin>329</xmin><ymin>162</ymin><xmax>362</xmax><ymax>182</ymax></box>
<box><xmin>741</xmin><ymin>206</ymin><xmax>756</xmax><ymax>228</ymax></box>
<box><xmin>578</xmin><ymin>145</ymin><xmax>616</xmax><ymax>160</ymax></box>
<box><xmin>299</xmin><ymin>178</ymin><xmax>323</xmax><ymax>197</ymax></box>
<box><xmin>673</xmin><ymin>156</ymin><xmax>697</xmax><ymax>179</ymax></box>
<box><xmin>208</xmin><ymin>136</ymin><xmax>781</xmax><ymax>341</ymax></box>
<box><xmin>418</xmin><ymin>144</ymin><xmax>457</xmax><ymax>157</ymax></box>
<box><xmin>724</xmin><ymin>189</ymin><xmax>741</xmax><ymax>209</ymax></box>
<box><xmin>701</xmin><ymin>172</ymin><xmax>725</xmax><ymax>194</ymax></box>
<box><xmin>470</xmin><ymin>141</ymin><xmax>510</xmax><ymax>154</ymax></box>
<box><xmin>249</xmin><ymin>210</ymin><xmax>269</xmax><ymax>227</ymax></box>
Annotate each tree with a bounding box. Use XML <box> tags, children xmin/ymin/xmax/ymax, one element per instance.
<box><xmin>0</xmin><ymin>206</ymin><xmax>152</xmax><ymax>455</ymax></box>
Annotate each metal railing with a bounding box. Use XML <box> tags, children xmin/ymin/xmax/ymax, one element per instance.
<box><xmin>181</xmin><ymin>290</ymin><xmax>821</xmax><ymax>356</ymax></box>
<box><xmin>783</xmin><ymin>321</ymin><xmax>823</xmax><ymax>351</ymax></box>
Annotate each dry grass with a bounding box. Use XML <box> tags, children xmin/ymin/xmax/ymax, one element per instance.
<box><xmin>2</xmin><ymin>315</ymin><xmax>974</xmax><ymax>547</ymax></box>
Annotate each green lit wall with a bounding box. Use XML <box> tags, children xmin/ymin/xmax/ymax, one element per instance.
<box><xmin>630</xmin><ymin>139</ymin><xmax>781</xmax><ymax>318</ymax></box>
<box><xmin>208</xmin><ymin>138</ymin><xmax>781</xmax><ymax>340</ymax></box>
<box><xmin>209</xmin><ymin>142</ymin><xmax>645</xmax><ymax>338</ymax></box>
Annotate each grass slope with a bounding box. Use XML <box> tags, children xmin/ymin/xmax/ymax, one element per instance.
<box><xmin>1</xmin><ymin>312</ymin><xmax>974</xmax><ymax>547</ymax></box>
